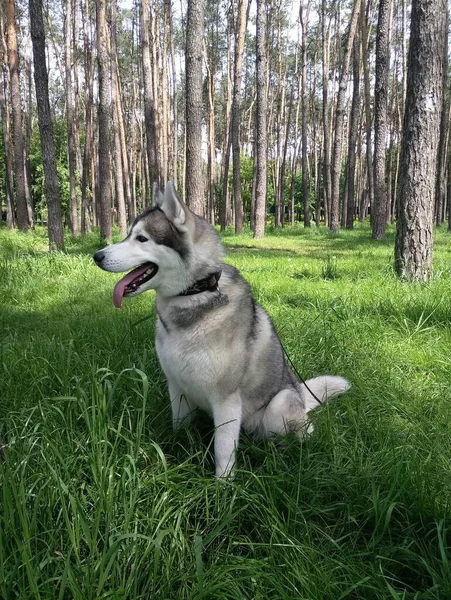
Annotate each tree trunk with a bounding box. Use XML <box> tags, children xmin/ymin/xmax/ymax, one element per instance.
<box><xmin>395</xmin><ymin>0</ymin><xmax>446</xmax><ymax>281</ymax></box>
<box><xmin>330</xmin><ymin>0</ymin><xmax>360</xmax><ymax>233</ymax></box>
<box><xmin>81</xmin><ymin>0</ymin><xmax>94</xmax><ymax>235</ymax></box>
<box><xmin>29</xmin><ymin>0</ymin><xmax>65</xmax><ymax>250</ymax></box>
<box><xmin>96</xmin><ymin>0</ymin><xmax>112</xmax><ymax>242</ymax></box>
<box><xmin>141</xmin><ymin>0</ymin><xmax>159</xmax><ymax>192</ymax></box>
<box><xmin>185</xmin><ymin>0</ymin><xmax>206</xmax><ymax>216</ymax></box>
<box><xmin>206</xmin><ymin>58</ymin><xmax>216</xmax><ymax>225</ymax></box>
<box><xmin>345</xmin><ymin>34</ymin><xmax>361</xmax><ymax>229</ymax></box>
<box><xmin>372</xmin><ymin>0</ymin><xmax>392</xmax><ymax>239</ymax></box>
<box><xmin>300</xmin><ymin>2</ymin><xmax>310</xmax><ymax>228</ymax></box>
<box><xmin>110</xmin><ymin>0</ymin><xmax>127</xmax><ymax>235</ymax></box>
<box><xmin>0</xmin><ymin>34</ymin><xmax>16</xmax><ymax>230</ymax></box>
<box><xmin>435</xmin><ymin>9</ymin><xmax>449</xmax><ymax>227</ymax></box>
<box><xmin>253</xmin><ymin>0</ymin><xmax>267</xmax><ymax>239</ymax></box>
<box><xmin>321</xmin><ymin>0</ymin><xmax>331</xmax><ymax>227</ymax></box>
<box><xmin>64</xmin><ymin>0</ymin><xmax>79</xmax><ymax>236</ymax></box>
<box><xmin>5</xmin><ymin>0</ymin><xmax>28</xmax><ymax>231</ymax></box>
<box><xmin>231</xmin><ymin>0</ymin><xmax>248</xmax><ymax>234</ymax></box>
<box><xmin>168</xmin><ymin>0</ymin><xmax>178</xmax><ymax>188</ymax></box>
<box><xmin>361</xmin><ymin>0</ymin><xmax>374</xmax><ymax>221</ymax></box>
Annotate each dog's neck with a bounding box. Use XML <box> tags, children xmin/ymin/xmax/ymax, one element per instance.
<box><xmin>178</xmin><ymin>270</ymin><xmax>222</xmax><ymax>296</ymax></box>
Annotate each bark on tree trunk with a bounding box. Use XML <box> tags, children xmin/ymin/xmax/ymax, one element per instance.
<box><xmin>185</xmin><ymin>0</ymin><xmax>206</xmax><ymax>217</ymax></box>
<box><xmin>330</xmin><ymin>0</ymin><xmax>360</xmax><ymax>233</ymax></box>
<box><xmin>395</xmin><ymin>0</ymin><xmax>446</xmax><ymax>281</ymax></box>
<box><xmin>345</xmin><ymin>34</ymin><xmax>361</xmax><ymax>229</ymax></box>
<box><xmin>110</xmin><ymin>0</ymin><xmax>127</xmax><ymax>236</ymax></box>
<box><xmin>81</xmin><ymin>0</ymin><xmax>94</xmax><ymax>235</ymax></box>
<box><xmin>321</xmin><ymin>0</ymin><xmax>331</xmax><ymax>227</ymax></box>
<box><xmin>0</xmin><ymin>46</ymin><xmax>15</xmax><ymax>230</ymax></box>
<box><xmin>64</xmin><ymin>0</ymin><xmax>79</xmax><ymax>235</ymax></box>
<box><xmin>300</xmin><ymin>3</ymin><xmax>310</xmax><ymax>228</ymax></box>
<box><xmin>372</xmin><ymin>0</ymin><xmax>392</xmax><ymax>239</ymax></box>
<box><xmin>96</xmin><ymin>0</ymin><xmax>113</xmax><ymax>242</ymax></box>
<box><xmin>231</xmin><ymin>0</ymin><xmax>248</xmax><ymax>234</ymax></box>
<box><xmin>5</xmin><ymin>0</ymin><xmax>29</xmax><ymax>232</ymax></box>
<box><xmin>141</xmin><ymin>0</ymin><xmax>159</xmax><ymax>193</ymax></box>
<box><xmin>253</xmin><ymin>0</ymin><xmax>267</xmax><ymax>239</ymax></box>
<box><xmin>29</xmin><ymin>0</ymin><xmax>65</xmax><ymax>250</ymax></box>
<box><xmin>435</xmin><ymin>9</ymin><xmax>449</xmax><ymax>227</ymax></box>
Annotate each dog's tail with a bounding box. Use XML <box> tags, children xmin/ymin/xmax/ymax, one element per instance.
<box><xmin>302</xmin><ymin>375</ymin><xmax>351</xmax><ymax>413</ymax></box>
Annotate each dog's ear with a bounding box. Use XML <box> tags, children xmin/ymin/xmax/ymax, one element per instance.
<box><xmin>152</xmin><ymin>183</ymin><xmax>164</xmax><ymax>208</ymax></box>
<box><xmin>158</xmin><ymin>181</ymin><xmax>188</xmax><ymax>231</ymax></box>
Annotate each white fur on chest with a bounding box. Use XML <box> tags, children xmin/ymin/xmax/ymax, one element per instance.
<box><xmin>155</xmin><ymin>318</ymin><xmax>228</xmax><ymax>414</ymax></box>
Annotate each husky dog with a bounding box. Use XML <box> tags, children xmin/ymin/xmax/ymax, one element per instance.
<box><xmin>93</xmin><ymin>182</ymin><xmax>350</xmax><ymax>478</ymax></box>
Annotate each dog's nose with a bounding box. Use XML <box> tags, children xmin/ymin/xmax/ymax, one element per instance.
<box><xmin>93</xmin><ymin>250</ymin><xmax>105</xmax><ymax>264</ymax></box>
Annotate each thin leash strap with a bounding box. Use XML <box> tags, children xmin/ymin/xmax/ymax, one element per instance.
<box><xmin>280</xmin><ymin>341</ymin><xmax>324</xmax><ymax>406</ymax></box>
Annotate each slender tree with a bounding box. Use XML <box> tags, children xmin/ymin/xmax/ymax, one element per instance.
<box><xmin>395</xmin><ymin>0</ymin><xmax>447</xmax><ymax>281</ymax></box>
<box><xmin>300</xmin><ymin>1</ymin><xmax>310</xmax><ymax>228</ymax></box>
<box><xmin>0</xmin><ymin>41</ymin><xmax>15</xmax><ymax>229</ymax></box>
<box><xmin>29</xmin><ymin>0</ymin><xmax>65</xmax><ymax>250</ymax></box>
<box><xmin>345</xmin><ymin>33</ymin><xmax>360</xmax><ymax>229</ymax></box>
<box><xmin>96</xmin><ymin>0</ymin><xmax>113</xmax><ymax>242</ymax></box>
<box><xmin>141</xmin><ymin>0</ymin><xmax>159</xmax><ymax>191</ymax></box>
<box><xmin>253</xmin><ymin>0</ymin><xmax>268</xmax><ymax>239</ymax></box>
<box><xmin>372</xmin><ymin>0</ymin><xmax>392</xmax><ymax>239</ymax></box>
<box><xmin>231</xmin><ymin>0</ymin><xmax>248</xmax><ymax>233</ymax></box>
<box><xmin>5</xmin><ymin>0</ymin><xmax>28</xmax><ymax>231</ymax></box>
<box><xmin>330</xmin><ymin>0</ymin><xmax>361</xmax><ymax>233</ymax></box>
<box><xmin>185</xmin><ymin>0</ymin><xmax>205</xmax><ymax>216</ymax></box>
<box><xmin>64</xmin><ymin>0</ymin><xmax>78</xmax><ymax>235</ymax></box>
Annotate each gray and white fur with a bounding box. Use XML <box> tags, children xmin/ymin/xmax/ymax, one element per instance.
<box><xmin>94</xmin><ymin>182</ymin><xmax>350</xmax><ymax>478</ymax></box>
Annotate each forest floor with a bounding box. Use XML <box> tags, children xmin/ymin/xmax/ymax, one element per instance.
<box><xmin>1</xmin><ymin>222</ymin><xmax>451</xmax><ymax>599</ymax></box>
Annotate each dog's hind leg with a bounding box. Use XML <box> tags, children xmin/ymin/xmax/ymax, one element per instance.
<box><xmin>212</xmin><ymin>392</ymin><xmax>242</xmax><ymax>478</ymax></box>
<box><xmin>169</xmin><ymin>381</ymin><xmax>194</xmax><ymax>429</ymax></box>
<box><xmin>261</xmin><ymin>388</ymin><xmax>308</xmax><ymax>438</ymax></box>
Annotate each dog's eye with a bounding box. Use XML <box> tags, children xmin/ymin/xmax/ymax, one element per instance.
<box><xmin>136</xmin><ymin>235</ymin><xmax>148</xmax><ymax>243</ymax></box>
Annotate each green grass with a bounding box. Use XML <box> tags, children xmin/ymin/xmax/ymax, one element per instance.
<box><xmin>1</xmin><ymin>222</ymin><xmax>451</xmax><ymax>599</ymax></box>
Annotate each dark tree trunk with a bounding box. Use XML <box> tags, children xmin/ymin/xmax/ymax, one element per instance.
<box><xmin>372</xmin><ymin>0</ymin><xmax>392</xmax><ymax>239</ymax></box>
<box><xmin>395</xmin><ymin>0</ymin><xmax>447</xmax><ymax>281</ymax></box>
<box><xmin>141</xmin><ymin>0</ymin><xmax>159</xmax><ymax>193</ymax></box>
<box><xmin>29</xmin><ymin>0</ymin><xmax>65</xmax><ymax>250</ymax></box>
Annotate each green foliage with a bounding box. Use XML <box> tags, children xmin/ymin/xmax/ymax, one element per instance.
<box><xmin>2</xmin><ymin>224</ymin><xmax>451</xmax><ymax>598</ymax></box>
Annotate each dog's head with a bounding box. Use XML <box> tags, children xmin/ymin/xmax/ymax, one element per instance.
<box><xmin>93</xmin><ymin>182</ymin><xmax>223</xmax><ymax>306</ymax></box>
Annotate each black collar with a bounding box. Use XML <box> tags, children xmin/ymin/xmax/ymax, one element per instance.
<box><xmin>178</xmin><ymin>270</ymin><xmax>222</xmax><ymax>296</ymax></box>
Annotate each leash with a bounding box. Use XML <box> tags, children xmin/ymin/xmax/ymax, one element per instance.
<box><xmin>280</xmin><ymin>341</ymin><xmax>324</xmax><ymax>406</ymax></box>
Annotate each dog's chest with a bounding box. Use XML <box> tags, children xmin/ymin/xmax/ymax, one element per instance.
<box><xmin>155</xmin><ymin>314</ymin><xmax>228</xmax><ymax>409</ymax></box>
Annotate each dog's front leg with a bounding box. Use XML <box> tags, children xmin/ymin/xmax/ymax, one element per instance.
<box><xmin>168</xmin><ymin>381</ymin><xmax>194</xmax><ymax>429</ymax></box>
<box><xmin>212</xmin><ymin>393</ymin><xmax>242</xmax><ymax>478</ymax></box>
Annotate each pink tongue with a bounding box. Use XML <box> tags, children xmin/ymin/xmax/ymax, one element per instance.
<box><xmin>113</xmin><ymin>264</ymin><xmax>152</xmax><ymax>309</ymax></box>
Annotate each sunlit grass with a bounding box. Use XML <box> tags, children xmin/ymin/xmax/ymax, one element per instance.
<box><xmin>1</xmin><ymin>222</ymin><xmax>451</xmax><ymax>598</ymax></box>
